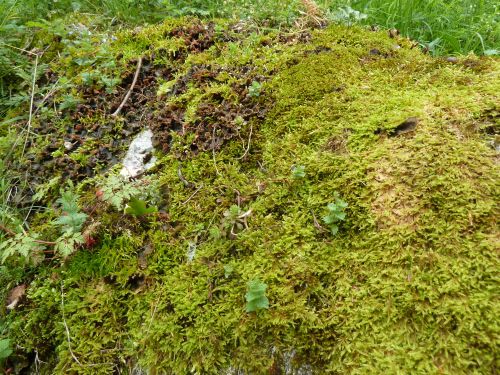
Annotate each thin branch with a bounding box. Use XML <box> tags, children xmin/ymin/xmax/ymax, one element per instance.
<box><xmin>212</xmin><ymin>126</ymin><xmax>221</xmax><ymax>176</ymax></box>
<box><xmin>0</xmin><ymin>224</ymin><xmax>58</xmax><ymax>246</ymax></box>
<box><xmin>237</xmin><ymin>123</ymin><xmax>253</xmax><ymax>160</ymax></box>
<box><xmin>111</xmin><ymin>57</ymin><xmax>143</xmax><ymax>117</ymax></box>
<box><xmin>182</xmin><ymin>184</ymin><xmax>204</xmax><ymax>205</ymax></box>
<box><xmin>177</xmin><ymin>164</ymin><xmax>194</xmax><ymax>188</ymax></box>
<box><xmin>60</xmin><ymin>283</ymin><xmax>83</xmax><ymax>366</ymax></box>
<box><xmin>311</xmin><ymin>210</ymin><xmax>327</xmax><ymax>232</ymax></box>
<box><xmin>21</xmin><ymin>52</ymin><xmax>39</xmax><ymax>158</ymax></box>
<box><xmin>0</xmin><ymin>223</ymin><xmax>16</xmax><ymax>236</ymax></box>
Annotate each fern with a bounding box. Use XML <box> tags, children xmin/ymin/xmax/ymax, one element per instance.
<box><xmin>54</xmin><ymin>189</ymin><xmax>88</xmax><ymax>233</ymax></box>
<box><xmin>99</xmin><ymin>175</ymin><xmax>141</xmax><ymax>210</ymax></box>
<box><xmin>54</xmin><ymin>230</ymin><xmax>85</xmax><ymax>258</ymax></box>
<box><xmin>0</xmin><ymin>233</ymin><xmax>45</xmax><ymax>264</ymax></box>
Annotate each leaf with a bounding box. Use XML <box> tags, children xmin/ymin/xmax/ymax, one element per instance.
<box><xmin>54</xmin><ymin>231</ymin><xmax>84</xmax><ymax>258</ymax></box>
<box><xmin>125</xmin><ymin>197</ymin><xmax>157</xmax><ymax>216</ymax></box>
<box><xmin>224</xmin><ymin>264</ymin><xmax>234</xmax><ymax>278</ymax></box>
<box><xmin>54</xmin><ymin>212</ymin><xmax>88</xmax><ymax>233</ymax></box>
<box><xmin>245</xmin><ymin>279</ymin><xmax>269</xmax><ymax>312</ymax></box>
<box><xmin>291</xmin><ymin>165</ymin><xmax>306</xmax><ymax>179</ymax></box>
<box><xmin>0</xmin><ymin>338</ymin><xmax>12</xmax><ymax>361</ymax></box>
<box><xmin>0</xmin><ymin>234</ymin><xmax>45</xmax><ymax>264</ymax></box>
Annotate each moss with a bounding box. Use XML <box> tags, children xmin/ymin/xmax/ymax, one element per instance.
<box><xmin>2</xmin><ymin>19</ymin><xmax>499</xmax><ymax>374</ymax></box>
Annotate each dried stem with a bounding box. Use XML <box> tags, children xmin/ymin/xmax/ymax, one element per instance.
<box><xmin>112</xmin><ymin>57</ymin><xmax>143</xmax><ymax>117</ymax></box>
<box><xmin>61</xmin><ymin>283</ymin><xmax>83</xmax><ymax>366</ymax></box>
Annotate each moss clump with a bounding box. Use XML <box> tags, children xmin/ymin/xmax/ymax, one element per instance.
<box><xmin>2</xmin><ymin>19</ymin><xmax>499</xmax><ymax>374</ymax></box>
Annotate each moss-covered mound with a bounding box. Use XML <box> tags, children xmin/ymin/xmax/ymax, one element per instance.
<box><xmin>1</xmin><ymin>18</ymin><xmax>499</xmax><ymax>374</ymax></box>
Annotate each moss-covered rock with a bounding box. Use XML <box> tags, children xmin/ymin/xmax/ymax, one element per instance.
<box><xmin>1</xmin><ymin>18</ymin><xmax>499</xmax><ymax>374</ymax></box>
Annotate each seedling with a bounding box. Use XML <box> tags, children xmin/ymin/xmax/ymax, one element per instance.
<box><xmin>291</xmin><ymin>165</ymin><xmax>306</xmax><ymax>179</ymax></box>
<box><xmin>322</xmin><ymin>196</ymin><xmax>348</xmax><ymax>235</ymax></box>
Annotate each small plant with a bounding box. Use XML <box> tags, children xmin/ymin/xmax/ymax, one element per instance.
<box><xmin>329</xmin><ymin>6</ymin><xmax>367</xmax><ymax>26</ymax></box>
<box><xmin>245</xmin><ymin>279</ymin><xmax>269</xmax><ymax>312</ymax></box>
<box><xmin>0</xmin><ymin>233</ymin><xmax>45</xmax><ymax>264</ymax></box>
<box><xmin>125</xmin><ymin>197</ymin><xmax>157</xmax><ymax>216</ymax></box>
<box><xmin>291</xmin><ymin>165</ymin><xmax>306</xmax><ymax>179</ymax></box>
<box><xmin>1</xmin><ymin>185</ymin><xmax>88</xmax><ymax>262</ymax></box>
<box><xmin>98</xmin><ymin>174</ymin><xmax>141</xmax><ymax>210</ymax></box>
<box><xmin>248</xmin><ymin>81</ymin><xmax>262</xmax><ymax>97</ymax></box>
<box><xmin>54</xmin><ymin>189</ymin><xmax>88</xmax><ymax>233</ymax></box>
<box><xmin>322</xmin><ymin>196</ymin><xmax>348</xmax><ymax>235</ymax></box>
<box><xmin>221</xmin><ymin>205</ymin><xmax>251</xmax><ymax>238</ymax></box>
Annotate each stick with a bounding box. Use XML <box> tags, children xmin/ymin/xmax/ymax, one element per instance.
<box><xmin>237</xmin><ymin>123</ymin><xmax>253</xmax><ymax>160</ymax></box>
<box><xmin>177</xmin><ymin>164</ymin><xmax>194</xmax><ymax>188</ymax></box>
<box><xmin>61</xmin><ymin>283</ymin><xmax>83</xmax><ymax>365</ymax></box>
<box><xmin>212</xmin><ymin>126</ymin><xmax>221</xmax><ymax>176</ymax></box>
<box><xmin>311</xmin><ymin>210</ymin><xmax>327</xmax><ymax>232</ymax></box>
<box><xmin>182</xmin><ymin>184</ymin><xmax>204</xmax><ymax>205</ymax></box>
<box><xmin>111</xmin><ymin>57</ymin><xmax>143</xmax><ymax>117</ymax></box>
<box><xmin>21</xmin><ymin>52</ymin><xmax>39</xmax><ymax>158</ymax></box>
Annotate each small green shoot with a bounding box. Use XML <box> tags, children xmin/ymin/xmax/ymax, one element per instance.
<box><xmin>125</xmin><ymin>197</ymin><xmax>158</xmax><ymax>216</ymax></box>
<box><xmin>54</xmin><ymin>189</ymin><xmax>88</xmax><ymax>233</ymax></box>
<box><xmin>322</xmin><ymin>196</ymin><xmax>348</xmax><ymax>235</ymax></box>
<box><xmin>224</xmin><ymin>264</ymin><xmax>234</xmax><ymax>278</ymax></box>
<box><xmin>248</xmin><ymin>81</ymin><xmax>262</xmax><ymax>97</ymax></box>
<box><xmin>291</xmin><ymin>165</ymin><xmax>306</xmax><ymax>179</ymax></box>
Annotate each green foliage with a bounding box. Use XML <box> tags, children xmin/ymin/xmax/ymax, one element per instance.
<box><xmin>1</xmin><ymin>186</ymin><xmax>87</xmax><ymax>262</ymax></box>
<box><xmin>54</xmin><ymin>230</ymin><xmax>85</xmax><ymax>258</ymax></box>
<box><xmin>0</xmin><ymin>17</ymin><xmax>499</xmax><ymax>375</ymax></box>
<box><xmin>0</xmin><ymin>338</ymin><xmax>12</xmax><ymax>363</ymax></box>
<box><xmin>248</xmin><ymin>80</ymin><xmax>263</xmax><ymax>97</ymax></box>
<box><xmin>245</xmin><ymin>279</ymin><xmax>269</xmax><ymax>312</ymax></box>
<box><xmin>325</xmin><ymin>0</ymin><xmax>499</xmax><ymax>55</ymax></box>
<box><xmin>125</xmin><ymin>196</ymin><xmax>158</xmax><ymax>216</ymax></box>
<box><xmin>99</xmin><ymin>174</ymin><xmax>141</xmax><ymax>210</ymax></box>
<box><xmin>291</xmin><ymin>165</ymin><xmax>306</xmax><ymax>179</ymax></box>
<box><xmin>54</xmin><ymin>189</ymin><xmax>88</xmax><ymax>233</ymax></box>
<box><xmin>0</xmin><ymin>233</ymin><xmax>45</xmax><ymax>264</ymax></box>
<box><xmin>322</xmin><ymin>196</ymin><xmax>348</xmax><ymax>235</ymax></box>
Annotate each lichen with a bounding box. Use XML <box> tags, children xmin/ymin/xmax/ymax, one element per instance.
<box><xmin>2</xmin><ymin>19</ymin><xmax>499</xmax><ymax>374</ymax></box>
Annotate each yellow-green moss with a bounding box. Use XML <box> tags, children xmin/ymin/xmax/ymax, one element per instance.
<box><xmin>3</xmin><ymin>20</ymin><xmax>499</xmax><ymax>374</ymax></box>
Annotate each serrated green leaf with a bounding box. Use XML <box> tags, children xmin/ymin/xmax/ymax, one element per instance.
<box><xmin>125</xmin><ymin>197</ymin><xmax>157</xmax><ymax>216</ymax></box>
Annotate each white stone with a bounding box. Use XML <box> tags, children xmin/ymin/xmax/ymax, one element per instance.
<box><xmin>120</xmin><ymin>128</ymin><xmax>157</xmax><ymax>178</ymax></box>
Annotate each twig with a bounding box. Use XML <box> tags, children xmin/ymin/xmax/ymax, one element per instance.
<box><xmin>237</xmin><ymin>123</ymin><xmax>253</xmax><ymax>160</ymax></box>
<box><xmin>146</xmin><ymin>289</ymin><xmax>163</xmax><ymax>335</ymax></box>
<box><xmin>112</xmin><ymin>57</ymin><xmax>143</xmax><ymax>117</ymax></box>
<box><xmin>311</xmin><ymin>210</ymin><xmax>327</xmax><ymax>232</ymax></box>
<box><xmin>182</xmin><ymin>184</ymin><xmax>204</xmax><ymax>205</ymax></box>
<box><xmin>21</xmin><ymin>51</ymin><xmax>39</xmax><ymax>159</ymax></box>
<box><xmin>177</xmin><ymin>164</ymin><xmax>194</xmax><ymax>188</ymax></box>
<box><xmin>61</xmin><ymin>283</ymin><xmax>82</xmax><ymax>365</ymax></box>
<box><xmin>212</xmin><ymin>126</ymin><xmax>221</xmax><ymax>176</ymax></box>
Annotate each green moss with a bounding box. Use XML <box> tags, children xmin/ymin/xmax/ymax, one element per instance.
<box><xmin>2</xmin><ymin>19</ymin><xmax>499</xmax><ymax>374</ymax></box>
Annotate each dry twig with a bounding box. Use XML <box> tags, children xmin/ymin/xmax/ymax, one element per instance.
<box><xmin>112</xmin><ymin>57</ymin><xmax>143</xmax><ymax>117</ymax></box>
<box><xmin>237</xmin><ymin>123</ymin><xmax>253</xmax><ymax>160</ymax></box>
<box><xmin>61</xmin><ymin>283</ymin><xmax>83</xmax><ymax>366</ymax></box>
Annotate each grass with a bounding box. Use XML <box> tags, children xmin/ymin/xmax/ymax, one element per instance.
<box><xmin>325</xmin><ymin>0</ymin><xmax>499</xmax><ymax>55</ymax></box>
